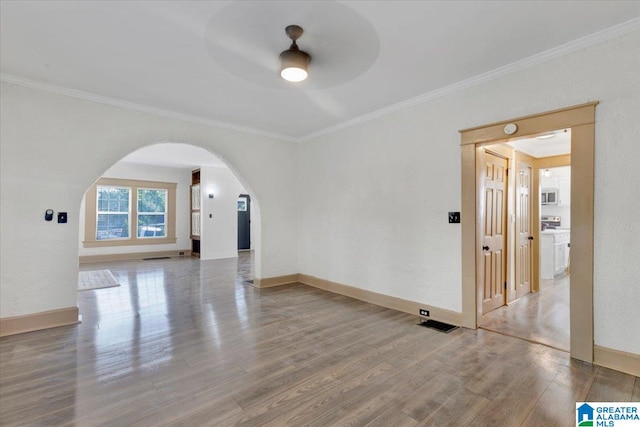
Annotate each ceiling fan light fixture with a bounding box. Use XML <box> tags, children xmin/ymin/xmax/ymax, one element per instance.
<box><xmin>280</xmin><ymin>25</ymin><xmax>310</xmax><ymax>82</ymax></box>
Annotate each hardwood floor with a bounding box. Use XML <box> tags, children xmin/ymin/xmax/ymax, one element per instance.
<box><xmin>480</xmin><ymin>274</ymin><xmax>570</xmax><ymax>351</ymax></box>
<box><xmin>1</xmin><ymin>254</ymin><xmax>637</xmax><ymax>426</ymax></box>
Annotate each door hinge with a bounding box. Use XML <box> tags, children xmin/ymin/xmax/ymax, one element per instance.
<box><xmin>504</xmin><ymin>282</ymin><xmax>507</xmax><ymax>290</ymax></box>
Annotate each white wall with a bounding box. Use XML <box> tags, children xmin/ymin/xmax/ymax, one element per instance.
<box><xmin>78</xmin><ymin>162</ymin><xmax>191</xmax><ymax>256</ymax></box>
<box><xmin>1</xmin><ymin>31</ymin><xmax>638</xmax><ymax>357</ymax></box>
<box><xmin>0</xmin><ymin>82</ymin><xmax>298</xmax><ymax>318</ymax></box>
<box><xmin>298</xmin><ymin>31</ymin><xmax>640</xmax><ymax>354</ymax></box>
<box><xmin>199</xmin><ymin>166</ymin><xmax>248</xmax><ymax>260</ymax></box>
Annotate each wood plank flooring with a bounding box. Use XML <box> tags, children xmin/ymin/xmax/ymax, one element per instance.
<box><xmin>1</xmin><ymin>253</ymin><xmax>638</xmax><ymax>426</ymax></box>
<box><xmin>480</xmin><ymin>274</ymin><xmax>570</xmax><ymax>351</ymax></box>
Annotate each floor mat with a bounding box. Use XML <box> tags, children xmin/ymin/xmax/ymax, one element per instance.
<box><xmin>78</xmin><ymin>270</ymin><xmax>121</xmax><ymax>291</ymax></box>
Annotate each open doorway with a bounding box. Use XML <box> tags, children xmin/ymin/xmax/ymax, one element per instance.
<box><xmin>476</xmin><ymin>130</ymin><xmax>571</xmax><ymax>351</ymax></box>
<box><xmin>237</xmin><ymin>194</ymin><xmax>251</xmax><ymax>251</ymax></box>
<box><xmin>460</xmin><ymin>102</ymin><xmax>597</xmax><ymax>363</ymax></box>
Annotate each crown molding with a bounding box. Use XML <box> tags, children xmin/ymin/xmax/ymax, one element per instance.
<box><xmin>299</xmin><ymin>18</ymin><xmax>640</xmax><ymax>142</ymax></box>
<box><xmin>0</xmin><ymin>74</ymin><xmax>298</xmax><ymax>143</ymax></box>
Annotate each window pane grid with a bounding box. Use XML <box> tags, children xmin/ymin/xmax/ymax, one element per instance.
<box><xmin>87</xmin><ymin>180</ymin><xmax>175</xmax><ymax>247</ymax></box>
<box><xmin>96</xmin><ymin>186</ymin><xmax>130</xmax><ymax>240</ymax></box>
<box><xmin>137</xmin><ymin>188</ymin><xmax>167</xmax><ymax>238</ymax></box>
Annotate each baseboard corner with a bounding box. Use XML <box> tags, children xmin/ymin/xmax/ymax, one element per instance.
<box><xmin>252</xmin><ymin>274</ymin><xmax>300</xmax><ymax>288</ymax></box>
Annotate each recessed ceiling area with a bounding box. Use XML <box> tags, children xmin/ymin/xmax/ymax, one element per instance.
<box><xmin>1</xmin><ymin>1</ymin><xmax>639</xmax><ymax>140</ymax></box>
<box><xmin>204</xmin><ymin>1</ymin><xmax>379</xmax><ymax>89</ymax></box>
<box><xmin>505</xmin><ymin>129</ymin><xmax>571</xmax><ymax>158</ymax></box>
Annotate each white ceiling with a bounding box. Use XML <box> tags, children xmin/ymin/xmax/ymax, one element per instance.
<box><xmin>120</xmin><ymin>143</ymin><xmax>227</xmax><ymax>169</ymax></box>
<box><xmin>2</xmin><ymin>1</ymin><xmax>639</xmax><ymax>141</ymax></box>
<box><xmin>505</xmin><ymin>129</ymin><xmax>572</xmax><ymax>158</ymax></box>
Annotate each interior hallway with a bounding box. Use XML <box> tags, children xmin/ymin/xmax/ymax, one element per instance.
<box><xmin>480</xmin><ymin>275</ymin><xmax>570</xmax><ymax>352</ymax></box>
<box><xmin>1</xmin><ymin>254</ymin><xmax>638</xmax><ymax>426</ymax></box>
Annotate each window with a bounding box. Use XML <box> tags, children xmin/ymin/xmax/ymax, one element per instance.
<box><xmin>84</xmin><ymin>178</ymin><xmax>177</xmax><ymax>248</ymax></box>
<box><xmin>137</xmin><ymin>188</ymin><xmax>167</xmax><ymax>238</ymax></box>
<box><xmin>96</xmin><ymin>186</ymin><xmax>131</xmax><ymax>240</ymax></box>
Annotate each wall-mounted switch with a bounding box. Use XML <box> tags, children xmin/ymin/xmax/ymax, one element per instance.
<box><xmin>209</xmin><ymin>214</ymin><xmax>212</xmax><ymax>218</ymax></box>
<box><xmin>58</xmin><ymin>212</ymin><xmax>68</xmax><ymax>223</ymax></box>
<box><xmin>448</xmin><ymin>212</ymin><xmax>460</xmax><ymax>223</ymax></box>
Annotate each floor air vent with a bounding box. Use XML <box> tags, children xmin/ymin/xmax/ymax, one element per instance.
<box><xmin>419</xmin><ymin>319</ymin><xmax>458</xmax><ymax>333</ymax></box>
<box><xmin>143</xmin><ymin>257</ymin><xmax>171</xmax><ymax>260</ymax></box>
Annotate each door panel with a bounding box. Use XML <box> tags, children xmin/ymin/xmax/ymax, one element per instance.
<box><xmin>237</xmin><ymin>194</ymin><xmax>251</xmax><ymax>250</ymax></box>
<box><xmin>516</xmin><ymin>161</ymin><xmax>532</xmax><ymax>299</ymax></box>
<box><xmin>480</xmin><ymin>150</ymin><xmax>508</xmax><ymax>314</ymax></box>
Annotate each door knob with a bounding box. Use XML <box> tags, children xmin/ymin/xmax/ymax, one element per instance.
<box><xmin>482</xmin><ymin>245</ymin><xmax>490</xmax><ymax>251</ymax></box>
<box><xmin>528</xmin><ymin>236</ymin><xmax>534</xmax><ymax>240</ymax></box>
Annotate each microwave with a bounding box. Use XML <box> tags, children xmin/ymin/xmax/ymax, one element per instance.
<box><xmin>541</xmin><ymin>188</ymin><xmax>558</xmax><ymax>205</ymax></box>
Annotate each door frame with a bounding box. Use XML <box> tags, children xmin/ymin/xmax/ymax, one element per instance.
<box><xmin>460</xmin><ymin>102</ymin><xmax>597</xmax><ymax>363</ymax></box>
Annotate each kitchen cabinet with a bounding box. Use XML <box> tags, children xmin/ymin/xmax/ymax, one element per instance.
<box><xmin>558</xmin><ymin>176</ymin><xmax>571</xmax><ymax>206</ymax></box>
<box><xmin>541</xmin><ymin>177</ymin><xmax>557</xmax><ymax>189</ymax></box>
<box><xmin>540</xmin><ymin>230</ymin><xmax>570</xmax><ymax>279</ymax></box>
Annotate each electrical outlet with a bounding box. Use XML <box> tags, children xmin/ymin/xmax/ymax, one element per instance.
<box><xmin>419</xmin><ymin>309</ymin><xmax>430</xmax><ymax>317</ymax></box>
<box><xmin>179</xmin><ymin>251</ymin><xmax>185</xmax><ymax>256</ymax></box>
<box><xmin>448</xmin><ymin>212</ymin><xmax>460</xmax><ymax>223</ymax></box>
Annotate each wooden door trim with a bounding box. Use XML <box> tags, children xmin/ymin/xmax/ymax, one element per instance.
<box><xmin>532</xmin><ymin>154</ymin><xmax>570</xmax><ymax>293</ymax></box>
<box><xmin>460</xmin><ymin>102</ymin><xmax>598</xmax><ymax>145</ymax></box>
<box><xmin>460</xmin><ymin>102</ymin><xmax>597</xmax><ymax>363</ymax></box>
<box><xmin>534</xmin><ymin>154</ymin><xmax>571</xmax><ymax>169</ymax></box>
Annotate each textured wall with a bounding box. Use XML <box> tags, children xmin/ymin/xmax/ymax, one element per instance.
<box><xmin>298</xmin><ymin>31</ymin><xmax>640</xmax><ymax>354</ymax></box>
<box><xmin>0</xmin><ymin>82</ymin><xmax>298</xmax><ymax>318</ymax></box>
<box><xmin>1</xmin><ymin>31</ymin><xmax>638</xmax><ymax>355</ymax></box>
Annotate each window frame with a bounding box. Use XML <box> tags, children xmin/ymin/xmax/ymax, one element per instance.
<box><xmin>136</xmin><ymin>187</ymin><xmax>168</xmax><ymax>239</ymax></box>
<box><xmin>84</xmin><ymin>178</ymin><xmax>177</xmax><ymax>248</ymax></box>
<box><xmin>96</xmin><ymin>185</ymin><xmax>132</xmax><ymax>241</ymax></box>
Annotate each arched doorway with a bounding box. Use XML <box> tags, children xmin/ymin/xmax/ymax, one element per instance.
<box><xmin>78</xmin><ymin>142</ymin><xmax>261</xmax><ymax>275</ymax></box>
